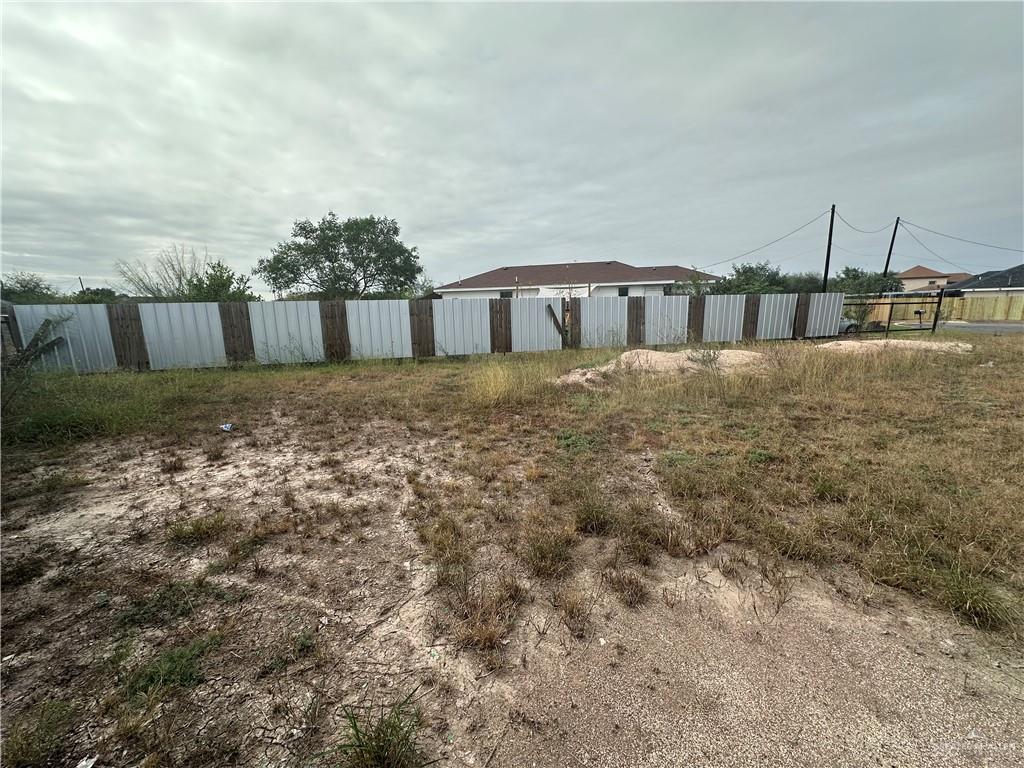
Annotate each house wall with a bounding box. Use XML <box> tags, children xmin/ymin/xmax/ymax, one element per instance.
<box><xmin>436</xmin><ymin>287</ymin><xmax>541</xmax><ymax>299</ymax></box>
<box><xmin>902</xmin><ymin>276</ymin><xmax>955</xmax><ymax>292</ymax></box>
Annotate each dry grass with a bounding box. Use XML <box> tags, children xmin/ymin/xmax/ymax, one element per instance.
<box><xmin>1</xmin><ymin>333</ymin><xmax>1021</xmax><ymax>764</ymax></box>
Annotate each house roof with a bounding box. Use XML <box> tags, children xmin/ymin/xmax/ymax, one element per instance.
<box><xmin>948</xmin><ymin>264</ymin><xmax>1024</xmax><ymax>290</ymax></box>
<box><xmin>437</xmin><ymin>261</ymin><xmax>717</xmax><ymax>291</ymax></box>
<box><xmin>896</xmin><ymin>264</ymin><xmax>949</xmax><ymax>279</ymax></box>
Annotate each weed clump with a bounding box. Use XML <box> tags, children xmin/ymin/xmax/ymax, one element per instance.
<box><xmin>2</xmin><ymin>700</ymin><xmax>75</xmax><ymax>768</ymax></box>
<box><xmin>125</xmin><ymin>634</ymin><xmax>221</xmax><ymax>699</ymax></box>
<box><xmin>330</xmin><ymin>690</ymin><xmax>430</xmax><ymax>768</ymax></box>
<box><xmin>521</xmin><ymin>520</ymin><xmax>576</xmax><ymax>578</ymax></box>
<box><xmin>167</xmin><ymin>510</ymin><xmax>228</xmax><ymax>546</ymax></box>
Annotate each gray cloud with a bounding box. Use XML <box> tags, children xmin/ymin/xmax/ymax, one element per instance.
<box><xmin>2</xmin><ymin>2</ymin><xmax>1021</xmax><ymax>295</ymax></box>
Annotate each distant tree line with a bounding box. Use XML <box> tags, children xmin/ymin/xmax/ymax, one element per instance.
<box><xmin>1</xmin><ymin>213</ymin><xmax>434</xmax><ymax>305</ymax></box>
<box><xmin>672</xmin><ymin>261</ymin><xmax>901</xmax><ymax>296</ymax></box>
<box><xmin>2</xmin><ymin>214</ymin><xmax>899</xmax><ymax>306</ymax></box>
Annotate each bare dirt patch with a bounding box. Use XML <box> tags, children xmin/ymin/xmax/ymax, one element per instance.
<box><xmin>555</xmin><ymin>348</ymin><xmax>765</xmax><ymax>387</ymax></box>
<box><xmin>816</xmin><ymin>339</ymin><xmax>974</xmax><ymax>354</ymax></box>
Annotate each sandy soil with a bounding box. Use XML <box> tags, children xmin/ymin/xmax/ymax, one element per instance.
<box><xmin>556</xmin><ymin>349</ymin><xmax>766</xmax><ymax>387</ymax></box>
<box><xmin>2</xmin><ymin>418</ymin><xmax>1021</xmax><ymax>767</ymax></box>
<box><xmin>816</xmin><ymin>339</ymin><xmax>975</xmax><ymax>355</ymax></box>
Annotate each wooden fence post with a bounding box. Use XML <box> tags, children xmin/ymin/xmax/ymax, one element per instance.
<box><xmin>319</xmin><ymin>300</ymin><xmax>351</xmax><ymax>362</ymax></box>
<box><xmin>742</xmin><ymin>294</ymin><xmax>760</xmax><ymax>341</ymax></box>
<box><xmin>106</xmin><ymin>303</ymin><xmax>150</xmax><ymax>371</ymax></box>
<box><xmin>489</xmin><ymin>298</ymin><xmax>512</xmax><ymax>353</ymax></box>
<box><xmin>218</xmin><ymin>302</ymin><xmax>256</xmax><ymax>364</ymax></box>
<box><xmin>627</xmin><ymin>296</ymin><xmax>645</xmax><ymax>346</ymax></box>
<box><xmin>792</xmin><ymin>293</ymin><xmax>811</xmax><ymax>339</ymax></box>
<box><xmin>408</xmin><ymin>299</ymin><xmax>435</xmax><ymax>358</ymax></box>
<box><xmin>568</xmin><ymin>297</ymin><xmax>582</xmax><ymax>348</ymax></box>
<box><xmin>687</xmin><ymin>295</ymin><xmax>706</xmax><ymax>343</ymax></box>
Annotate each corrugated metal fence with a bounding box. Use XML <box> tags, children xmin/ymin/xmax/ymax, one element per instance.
<box><xmin>12</xmin><ymin>292</ymin><xmax>844</xmax><ymax>373</ymax></box>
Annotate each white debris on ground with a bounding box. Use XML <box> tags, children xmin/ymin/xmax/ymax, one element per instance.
<box><xmin>555</xmin><ymin>348</ymin><xmax>765</xmax><ymax>387</ymax></box>
<box><xmin>815</xmin><ymin>339</ymin><xmax>974</xmax><ymax>354</ymax></box>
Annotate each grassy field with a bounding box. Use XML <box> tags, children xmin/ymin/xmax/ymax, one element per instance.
<box><xmin>2</xmin><ymin>333</ymin><xmax>1022</xmax><ymax>766</ymax></box>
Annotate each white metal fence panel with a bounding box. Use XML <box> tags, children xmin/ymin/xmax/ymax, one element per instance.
<box><xmin>756</xmin><ymin>294</ymin><xmax>798</xmax><ymax>340</ymax></box>
<box><xmin>139</xmin><ymin>302</ymin><xmax>227</xmax><ymax>370</ymax></box>
<box><xmin>511</xmin><ymin>298</ymin><xmax>562</xmax><ymax>352</ymax></box>
<box><xmin>580</xmin><ymin>297</ymin><xmax>627</xmax><ymax>348</ymax></box>
<box><xmin>346</xmin><ymin>300</ymin><xmax>412</xmax><ymax>359</ymax></box>
<box><xmin>14</xmin><ymin>304</ymin><xmax>118</xmax><ymax>373</ymax></box>
<box><xmin>703</xmin><ymin>295</ymin><xmax>745</xmax><ymax>342</ymax></box>
<box><xmin>643</xmin><ymin>295</ymin><xmax>689</xmax><ymax>345</ymax></box>
<box><xmin>248</xmin><ymin>301</ymin><xmax>324</xmax><ymax>364</ymax></box>
<box><xmin>432</xmin><ymin>299</ymin><xmax>491</xmax><ymax>356</ymax></box>
<box><xmin>807</xmin><ymin>292</ymin><xmax>844</xmax><ymax>337</ymax></box>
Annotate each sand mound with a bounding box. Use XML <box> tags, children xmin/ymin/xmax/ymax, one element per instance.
<box><xmin>555</xmin><ymin>348</ymin><xmax>765</xmax><ymax>387</ymax></box>
<box><xmin>816</xmin><ymin>339</ymin><xmax>973</xmax><ymax>355</ymax></box>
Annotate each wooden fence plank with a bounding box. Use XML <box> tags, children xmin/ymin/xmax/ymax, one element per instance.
<box><xmin>568</xmin><ymin>297</ymin><xmax>582</xmax><ymax>349</ymax></box>
<box><xmin>489</xmin><ymin>298</ymin><xmax>512</xmax><ymax>353</ymax></box>
<box><xmin>408</xmin><ymin>299</ymin><xmax>435</xmax><ymax>358</ymax></box>
<box><xmin>106</xmin><ymin>303</ymin><xmax>150</xmax><ymax>371</ymax></box>
<box><xmin>687</xmin><ymin>295</ymin><xmax>706</xmax><ymax>343</ymax></box>
<box><xmin>792</xmin><ymin>293</ymin><xmax>811</xmax><ymax>339</ymax></box>
<box><xmin>742</xmin><ymin>294</ymin><xmax>760</xmax><ymax>341</ymax></box>
<box><xmin>627</xmin><ymin>296</ymin><xmax>645</xmax><ymax>346</ymax></box>
<box><xmin>218</xmin><ymin>302</ymin><xmax>255</xmax><ymax>363</ymax></box>
<box><xmin>319</xmin><ymin>300</ymin><xmax>351</xmax><ymax>362</ymax></box>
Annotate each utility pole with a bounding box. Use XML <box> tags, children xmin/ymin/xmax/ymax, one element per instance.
<box><xmin>821</xmin><ymin>203</ymin><xmax>835</xmax><ymax>293</ymax></box>
<box><xmin>78</xmin><ymin>276</ymin><xmax>86</xmax><ymax>291</ymax></box>
<box><xmin>882</xmin><ymin>216</ymin><xmax>900</xmax><ymax>277</ymax></box>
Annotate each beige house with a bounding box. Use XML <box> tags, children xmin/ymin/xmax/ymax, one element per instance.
<box><xmin>896</xmin><ymin>265</ymin><xmax>973</xmax><ymax>292</ymax></box>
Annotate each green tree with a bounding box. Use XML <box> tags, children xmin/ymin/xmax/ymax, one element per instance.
<box><xmin>1</xmin><ymin>273</ymin><xmax>63</xmax><ymax>304</ymax></box>
<box><xmin>709</xmin><ymin>262</ymin><xmax>790</xmax><ymax>294</ymax></box>
<box><xmin>117</xmin><ymin>245</ymin><xmax>258</xmax><ymax>302</ymax></box>
<box><xmin>70</xmin><ymin>287</ymin><xmax>119</xmax><ymax>304</ymax></box>
<box><xmin>255</xmin><ymin>213</ymin><xmax>422</xmax><ymax>299</ymax></box>
<box><xmin>829</xmin><ymin>266</ymin><xmax>900</xmax><ymax>295</ymax></box>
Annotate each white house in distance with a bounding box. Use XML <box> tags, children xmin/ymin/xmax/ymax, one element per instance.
<box><xmin>436</xmin><ymin>260</ymin><xmax>718</xmax><ymax>299</ymax></box>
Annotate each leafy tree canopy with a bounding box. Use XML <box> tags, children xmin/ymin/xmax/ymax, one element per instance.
<box><xmin>703</xmin><ymin>262</ymin><xmax>898</xmax><ymax>295</ymax></box>
<box><xmin>255</xmin><ymin>213</ymin><xmax>422</xmax><ymax>299</ymax></box>
<box><xmin>1</xmin><ymin>272</ymin><xmax>63</xmax><ymax>304</ymax></box>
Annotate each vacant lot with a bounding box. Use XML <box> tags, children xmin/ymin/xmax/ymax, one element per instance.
<box><xmin>2</xmin><ymin>334</ymin><xmax>1022</xmax><ymax>767</ymax></box>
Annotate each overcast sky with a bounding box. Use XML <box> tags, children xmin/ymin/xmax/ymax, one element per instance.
<box><xmin>2</xmin><ymin>2</ymin><xmax>1022</xmax><ymax>295</ymax></box>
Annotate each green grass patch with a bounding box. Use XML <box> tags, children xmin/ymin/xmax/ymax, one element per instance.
<box><xmin>125</xmin><ymin>634</ymin><xmax>221</xmax><ymax>699</ymax></box>
<box><xmin>119</xmin><ymin>578</ymin><xmax>242</xmax><ymax>626</ymax></box>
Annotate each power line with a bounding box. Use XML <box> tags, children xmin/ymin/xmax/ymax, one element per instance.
<box><xmin>898</xmin><ymin>222</ymin><xmax>971</xmax><ymax>273</ymax></box>
<box><xmin>696</xmin><ymin>209</ymin><xmax>830</xmax><ymax>271</ymax></box>
<box><xmin>832</xmin><ymin>244</ymin><xmax>997</xmax><ymax>268</ymax></box>
<box><xmin>901</xmin><ymin>219</ymin><xmax>1024</xmax><ymax>253</ymax></box>
<box><xmin>834</xmin><ymin>211</ymin><xmax>892</xmax><ymax>235</ymax></box>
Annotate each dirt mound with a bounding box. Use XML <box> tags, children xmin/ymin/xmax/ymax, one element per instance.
<box><xmin>816</xmin><ymin>339</ymin><xmax>974</xmax><ymax>355</ymax></box>
<box><xmin>556</xmin><ymin>348</ymin><xmax>765</xmax><ymax>387</ymax></box>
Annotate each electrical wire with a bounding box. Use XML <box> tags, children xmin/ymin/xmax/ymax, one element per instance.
<box><xmin>833</xmin><ymin>244</ymin><xmax>1000</xmax><ymax>271</ymax></box>
<box><xmin>695</xmin><ymin>209</ymin><xmax>830</xmax><ymax>271</ymax></box>
<box><xmin>834</xmin><ymin>211</ymin><xmax>893</xmax><ymax>235</ymax></box>
<box><xmin>898</xmin><ymin>222</ymin><xmax>971</xmax><ymax>273</ymax></box>
<box><xmin>901</xmin><ymin>219</ymin><xmax>1024</xmax><ymax>253</ymax></box>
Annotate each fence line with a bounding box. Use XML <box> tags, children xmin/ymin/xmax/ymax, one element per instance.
<box><xmin>12</xmin><ymin>292</ymin><xmax>845</xmax><ymax>374</ymax></box>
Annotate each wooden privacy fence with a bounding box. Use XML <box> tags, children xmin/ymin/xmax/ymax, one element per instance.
<box><xmin>11</xmin><ymin>293</ymin><xmax>844</xmax><ymax>374</ymax></box>
<box><xmin>863</xmin><ymin>294</ymin><xmax>1024</xmax><ymax>325</ymax></box>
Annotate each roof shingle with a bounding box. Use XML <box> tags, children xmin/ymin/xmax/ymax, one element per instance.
<box><xmin>437</xmin><ymin>261</ymin><xmax>716</xmax><ymax>290</ymax></box>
